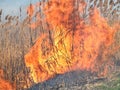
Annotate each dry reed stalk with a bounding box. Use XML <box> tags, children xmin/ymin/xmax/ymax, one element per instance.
<box><xmin>0</xmin><ymin>9</ymin><xmax>2</xmax><ymax>22</ymax></box>
<box><xmin>0</xmin><ymin>0</ymin><xmax>119</xmax><ymax>89</ymax></box>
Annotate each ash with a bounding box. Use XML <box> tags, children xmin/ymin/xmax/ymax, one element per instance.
<box><xmin>29</xmin><ymin>70</ymin><xmax>106</xmax><ymax>90</ymax></box>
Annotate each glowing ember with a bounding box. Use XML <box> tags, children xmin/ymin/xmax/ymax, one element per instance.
<box><xmin>0</xmin><ymin>69</ymin><xmax>15</xmax><ymax>90</ymax></box>
<box><xmin>25</xmin><ymin>0</ymin><xmax>117</xmax><ymax>83</ymax></box>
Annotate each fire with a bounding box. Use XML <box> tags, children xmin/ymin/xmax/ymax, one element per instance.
<box><xmin>0</xmin><ymin>69</ymin><xmax>15</xmax><ymax>90</ymax></box>
<box><xmin>27</xmin><ymin>3</ymin><xmax>35</xmax><ymax>18</ymax></box>
<box><xmin>25</xmin><ymin>0</ymin><xmax>118</xmax><ymax>83</ymax></box>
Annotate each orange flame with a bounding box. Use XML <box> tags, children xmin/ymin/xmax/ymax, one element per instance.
<box><xmin>0</xmin><ymin>69</ymin><xmax>15</xmax><ymax>90</ymax></box>
<box><xmin>27</xmin><ymin>3</ymin><xmax>35</xmax><ymax>18</ymax></box>
<box><xmin>25</xmin><ymin>0</ymin><xmax>118</xmax><ymax>83</ymax></box>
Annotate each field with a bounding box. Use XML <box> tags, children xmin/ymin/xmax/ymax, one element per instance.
<box><xmin>0</xmin><ymin>0</ymin><xmax>120</xmax><ymax>90</ymax></box>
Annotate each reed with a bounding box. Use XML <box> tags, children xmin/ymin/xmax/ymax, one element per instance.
<box><xmin>0</xmin><ymin>0</ymin><xmax>119</xmax><ymax>89</ymax></box>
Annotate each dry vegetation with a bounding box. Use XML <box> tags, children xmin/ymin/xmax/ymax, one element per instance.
<box><xmin>0</xmin><ymin>11</ymin><xmax>42</xmax><ymax>89</ymax></box>
<box><xmin>0</xmin><ymin>0</ymin><xmax>120</xmax><ymax>90</ymax></box>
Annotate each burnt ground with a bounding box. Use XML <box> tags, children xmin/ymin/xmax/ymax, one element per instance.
<box><xmin>29</xmin><ymin>65</ymin><xmax>120</xmax><ymax>90</ymax></box>
<box><xmin>28</xmin><ymin>68</ymin><xmax>120</xmax><ymax>90</ymax></box>
<box><xmin>29</xmin><ymin>70</ymin><xmax>103</xmax><ymax>90</ymax></box>
<box><xmin>29</xmin><ymin>51</ymin><xmax>120</xmax><ymax>90</ymax></box>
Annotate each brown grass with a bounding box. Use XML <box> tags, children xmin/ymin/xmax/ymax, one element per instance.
<box><xmin>0</xmin><ymin>0</ymin><xmax>119</xmax><ymax>89</ymax></box>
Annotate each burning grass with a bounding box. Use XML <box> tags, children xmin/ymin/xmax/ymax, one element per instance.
<box><xmin>25</xmin><ymin>0</ymin><xmax>119</xmax><ymax>83</ymax></box>
<box><xmin>0</xmin><ymin>69</ymin><xmax>16</xmax><ymax>90</ymax></box>
<box><xmin>0</xmin><ymin>0</ymin><xmax>120</xmax><ymax>90</ymax></box>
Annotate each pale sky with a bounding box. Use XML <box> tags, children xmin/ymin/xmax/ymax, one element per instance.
<box><xmin>0</xmin><ymin>0</ymin><xmax>39</xmax><ymax>16</ymax></box>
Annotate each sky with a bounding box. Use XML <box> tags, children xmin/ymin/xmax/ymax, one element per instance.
<box><xmin>0</xmin><ymin>0</ymin><xmax>39</xmax><ymax>16</ymax></box>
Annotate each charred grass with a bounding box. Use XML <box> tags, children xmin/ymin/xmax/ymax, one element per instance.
<box><xmin>0</xmin><ymin>0</ymin><xmax>120</xmax><ymax>89</ymax></box>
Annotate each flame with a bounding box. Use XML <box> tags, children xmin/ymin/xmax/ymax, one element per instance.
<box><xmin>25</xmin><ymin>0</ymin><xmax>118</xmax><ymax>83</ymax></box>
<box><xmin>0</xmin><ymin>69</ymin><xmax>15</xmax><ymax>90</ymax></box>
<box><xmin>27</xmin><ymin>3</ymin><xmax>35</xmax><ymax>18</ymax></box>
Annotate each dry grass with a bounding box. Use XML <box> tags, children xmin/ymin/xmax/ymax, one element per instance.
<box><xmin>0</xmin><ymin>0</ymin><xmax>119</xmax><ymax>89</ymax></box>
<box><xmin>0</xmin><ymin>14</ymin><xmax>42</xmax><ymax>89</ymax></box>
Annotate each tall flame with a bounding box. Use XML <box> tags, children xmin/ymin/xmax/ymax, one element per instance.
<box><xmin>25</xmin><ymin>0</ymin><xmax>118</xmax><ymax>83</ymax></box>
